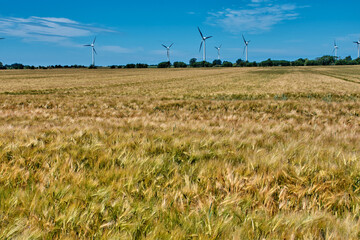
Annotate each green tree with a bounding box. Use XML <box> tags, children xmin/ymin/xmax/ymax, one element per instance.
<box><xmin>344</xmin><ymin>56</ymin><xmax>352</xmax><ymax>62</ymax></box>
<box><xmin>259</xmin><ymin>59</ymin><xmax>273</xmax><ymax>67</ymax></box>
<box><xmin>273</xmin><ymin>60</ymin><xmax>290</xmax><ymax>66</ymax></box>
<box><xmin>212</xmin><ymin>59</ymin><xmax>222</xmax><ymax>66</ymax></box>
<box><xmin>222</xmin><ymin>61</ymin><xmax>233</xmax><ymax>67</ymax></box>
<box><xmin>173</xmin><ymin>62</ymin><xmax>187</xmax><ymax>68</ymax></box>
<box><xmin>315</xmin><ymin>55</ymin><xmax>335</xmax><ymax>65</ymax></box>
<box><xmin>189</xmin><ymin>58</ymin><xmax>197</xmax><ymax>66</ymax></box>
<box><xmin>304</xmin><ymin>59</ymin><xmax>318</xmax><ymax>66</ymax></box>
<box><xmin>125</xmin><ymin>64</ymin><xmax>136</xmax><ymax>68</ymax></box>
<box><xmin>136</xmin><ymin>63</ymin><xmax>148</xmax><ymax>68</ymax></box>
<box><xmin>335</xmin><ymin>59</ymin><xmax>347</xmax><ymax>65</ymax></box>
<box><xmin>157</xmin><ymin>61</ymin><xmax>171</xmax><ymax>68</ymax></box>
<box><xmin>292</xmin><ymin>58</ymin><xmax>306</xmax><ymax>66</ymax></box>
<box><xmin>235</xmin><ymin>59</ymin><xmax>245</xmax><ymax>67</ymax></box>
<box><xmin>246</xmin><ymin>61</ymin><xmax>258</xmax><ymax>67</ymax></box>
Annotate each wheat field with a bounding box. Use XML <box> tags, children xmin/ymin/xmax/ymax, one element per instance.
<box><xmin>1</xmin><ymin>66</ymin><xmax>360</xmax><ymax>239</ymax></box>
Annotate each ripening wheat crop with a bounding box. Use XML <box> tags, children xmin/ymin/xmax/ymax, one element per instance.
<box><xmin>1</xmin><ymin>66</ymin><xmax>360</xmax><ymax>239</ymax></box>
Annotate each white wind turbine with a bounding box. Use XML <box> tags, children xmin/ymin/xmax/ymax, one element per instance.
<box><xmin>242</xmin><ymin>35</ymin><xmax>250</xmax><ymax>62</ymax></box>
<box><xmin>198</xmin><ymin>27</ymin><xmax>212</xmax><ymax>62</ymax></box>
<box><xmin>333</xmin><ymin>40</ymin><xmax>339</xmax><ymax>59</ymax></box>
<box><xmin>162</xmin><ymin>43</ymin><xmax>174</xmax><ymax>62</ymax></box>
<box><xmin>84</xmin><ymin>37</ymin><xmax>97</xmax><ymax>66</ymax></box>
<box><xmin>354</xmin><ymin>39</ymin><xmax>360</xmax><ymax>59</ymax></box>
<box><xmin>214</xmin><ymin>45</ymin><xmax>222</xmax><ymax>60</ymax></box>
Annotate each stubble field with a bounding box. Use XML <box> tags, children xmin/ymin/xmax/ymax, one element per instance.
<box><xmin>1</xmin><ymin>66</ymin><xmax>360</xmax><ymax>239</ymax></box>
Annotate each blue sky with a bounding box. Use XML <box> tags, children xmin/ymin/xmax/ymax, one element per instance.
<box><xmin>0</xmin><ymin>0</ymin><xmax>359</xmax><ymax>66</ymax></box>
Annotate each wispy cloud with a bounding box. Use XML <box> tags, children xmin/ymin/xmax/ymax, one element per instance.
<box><xmin>207</xmin><ymin>2</ymin><xmax>302</xmax><ymax>34</ymax></box>
<box><xmin>336</xmin><ymin>33</ymin><xmax>360</xmax><ymax>42</ymax></box>
<box><xmin>100</xmin><ymin>45</ymin><xmax>141</xmax><ymax>54</ymax></box>
<box><xmin>0</xmin><ymin>16</ymin><xmax>114</xmax><ymax>45</ymax></box>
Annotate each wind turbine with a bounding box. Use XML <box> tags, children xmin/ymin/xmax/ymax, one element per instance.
<box><xmin>198</xmin><ymin>27</ymin><xmax>212</xmax><ymax>62</ymax></box>
<box><xmin>333</xmin><ymin>40</ymin><xmax>338</xmax><ymax>59</ymax></box>
<box><xmin>242</xmin><ymin>35</ymin><xmax>250</xmax><ymax>62</ymax></box>
<box><xmin>161</xmin><ymin>43</ymin><xmax>174</xmax><ymax>62</ymax></box>
<box><xmin>214</xmin><ymin>45</ymin><xmax>222</xmax><ymax>60</ymax></box>
<box><xmin>354</xmin><ymin>39</ymin><xmax>360</xmax><ymax>58</ymax></box>
<box><xmin>84</xmin><ymin>37</ymin><xmax>97</xmax><ymax>66</ymax></box>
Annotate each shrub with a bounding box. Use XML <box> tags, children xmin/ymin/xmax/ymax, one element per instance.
<box><xmin>125</xmin><ymin>64</ymin><xmax>136</xmax><ymax>69</ymax></box>
<box><xmin>9</xmin><ymin>63</ymin><xmax>24</xmax><ymax>69</ymax></box>
<box><xmin>335</xmin><ymin>60</ymin><xmax>347</xmax><ymax>65</ymax></box>
<box><xmin>292</xmin><ymin>58</ymin><xmax>306</xmax><ymax>66</ymax></box>
<box><xmin>304</xmin><ymin>60</ymin><xmax>318</xmax><ymax>66</ymax></box>
<box><xmin>222</xmin><ymin>61</ymin><xmax>233</xmax><ymax>67</ymax></box>
<box><xmin>259</xmin><ymin>59</ymin><xmax>273</xmax><ymax>67</ymax></box>
<box><xmin>273</xmin><ymin>60</ymin><xmax>291</xmax><ymax>66</ymax></box>
<box><xmin>316</xmin><ymin>55</ymin><xmax>335</xmax><ymax>65</ymax></box>
<box><xmin>235</xmin><ymin>59</ymin><xmax>245</xmax><ymax>67</ymax></box>
<box><xmin>157</xmin><ymin>61</ymin><xmax>171</xmax><ymax>68</ymax></box>
<box><xmin>173</xmin><ymin>62</ymin><xmax>187</xmax><ymax>68</ymax></box>
<box><xmin>246</xmin><ymin>61</ymin><xmax>258</xmax><ymax>67</ymax></box>
<box><xmin>212</xmin><ymin>59</ymin><xmax>222</xmax><ymax>66</ymax></box>
<box><xmin>24</xmin><ymin>65</ymin><xmax>36</xmax><ymax>70</ymax></box>
<box><xmin>136</xmin><ymin>63</ymin><xmax>148</xmax><ymax>68</ymax></box>
<box><xmin>189</xmin><ymin>58</ymin><xmax>197</xmax><ymax>66</ymax></box>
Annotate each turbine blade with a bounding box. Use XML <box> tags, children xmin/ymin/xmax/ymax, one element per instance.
<box><xmin>169</xmin><ymin>43</ymin><xmax>174</xmax><ymax>48</ymax></box>
<box><xmin>93</xmin><ymin>37</ymin><xmax>96</xmax><ymax>44</ymax></box>
<box><xmin>243</xmin><ymin>46</ymin><xmax>246</xmax><ymax>55</ymax></box>
<box><xmin>0</xmin><ymin>38</ymin><xmax>4</xmax><ymax>40</ymax></box>
<box><xmin>198</xmin><ymin>27</ymin><xmax>204</xmax><ymax>39</ymax></box>
<box><xmin>242</xmin><ymin>35</ymin><xmax>246</xmax><ymax>44</ymax></box>
<box><xmin>219</xmin><ymin>44</ymin><xmax>222</xmax><ymax>49</ymax></box>
<box><xmin>199</xmin><ymin>41</ymin><xmax>203</xmax><ymax>52</ymax></box>
<box><xmin>93</xmin><ymin>48</ymin><xmax>97</xmax><ymax>55</ymax></box>
<box><xmin>162</xmin><ymin>44</ymin><xmax>167</xmax><ymax>49</ymax></box>
<box><xmin>84</xmin><ymin>44</ymin><xmax>91</xmax><ymax>47</ymax></box>
<box><xmin>206</xmin><ymin>36</ymin><xmax>213</xmax><ymax>39</ymax></box>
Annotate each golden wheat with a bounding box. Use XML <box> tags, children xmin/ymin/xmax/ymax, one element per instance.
<box><xmin>0</xmin><ymin>66</ymin><xmax>360</xmax><ymax>239</ymax></box>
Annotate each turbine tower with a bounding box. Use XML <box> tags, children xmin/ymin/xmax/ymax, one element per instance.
<box><xmin>333</xmin><ymin>40</ymin><xmax>338</xmax><ymax>59</ymax></box>
<box><xmin>84</xmin><ymin>37</ymin><xmax>97</xmax><ymax>66</ymax></box>
<box><xmin>162</xmin><ymin>43</ymin><xmax>174</xmax><ymax>62</ymax></box>
<box><xmin>354</xmin><ymin>39</ymin><xmax>360</xmax><ymax>59</ymax></box>
<box><xmin>214</xmin><ymin>45</ymin><xmax>222</xmax><ymax>60</ymax></box>
<box><xmin>242</xmin><ymin>35</ymin><xmax>250</xmax><ymax>62</ymax></box>
<box><xmin>198</xmin><ymin>27</ymin><xmax>212</xmax><ymax>62</ymax></box>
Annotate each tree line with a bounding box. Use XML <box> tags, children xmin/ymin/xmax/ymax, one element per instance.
<box><xmin>1</xmin><ymin>55</ymin><xmax>360</xmax><ymax>70</ymax></box>
<box><xmin>160</xmin><ymin>55</ymin><xmax>360</xmax><ymax>68</ymax></box>
<box><xmin>0</xmin><ymin>63</ymin><xmax>87</xmax><ymax>69</ymax></box>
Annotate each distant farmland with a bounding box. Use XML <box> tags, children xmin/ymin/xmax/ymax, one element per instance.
<box><xmin>1</xmin><ymin>66</ymin><xmax>360</xmax><ymax>239</ymax></box>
